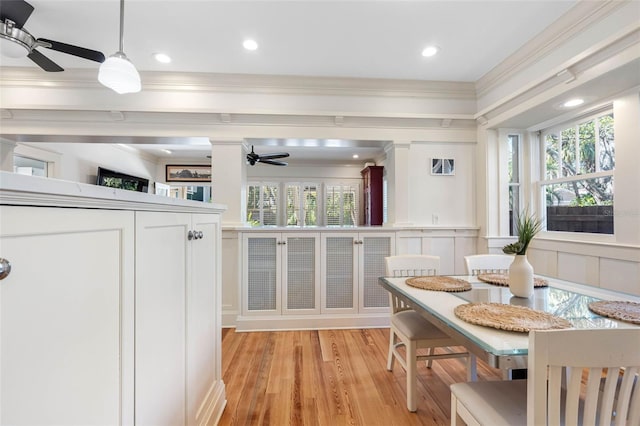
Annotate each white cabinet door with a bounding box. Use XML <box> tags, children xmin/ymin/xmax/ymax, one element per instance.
<box><xmin>186</xmin><ymin>213</ymin><xmax>222</xmax><ymax>425</ymax></box>
<box><xmin>0</xmin><ymin>206</ymin><xmax>135</xmax><ymax>426</ymax></box>
<box><xmin>135</xmin><ymin>211</ymin><xmax>190</xmax><ymax>426</ymax></box>
<box><xmin>242</xmin><ymin>233</ymin><xmax>281</xmax><ymax>315</ymax></box>
<box><xmin>130</xmin><ymin>211</ymin><xmax>223</xmax><ymax>426</ymax></box>
<box><xmin>282</xmin><ymin>233</ymin><xmax>321</xmax><ymax>315</ymax></box>
<box><xmin>321</xmin><ymin>233</ymin><xmax>358</xmax><ymax>314</ymax></box>
<box><xmin>359</xmin><ymin>233</ymin><xmax>395</xmax><ymax>313</ymax></box>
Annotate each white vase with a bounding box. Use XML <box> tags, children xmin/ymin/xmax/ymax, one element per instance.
<box><xmin>509</xmin><ymin>254</ymin><xmax>534</xmax><ymax>298</ymax></box>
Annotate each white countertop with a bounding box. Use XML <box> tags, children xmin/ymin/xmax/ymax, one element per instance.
<box><xmin>0</xmin><ymin>172</ymin><xmax>227</xmax><ymax>214</ymax></box>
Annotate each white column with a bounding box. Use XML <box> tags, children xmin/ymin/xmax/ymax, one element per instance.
<box><xmin>386</xmin><ymin>141</ymin><xmax>412</xmax><ymax>227</ymax></box>
<box><xmin>613</xmin><ymin>92</ymin><xmax>640</xmax><ymax>245</ymax></box>
<box><xmin>475</xmin><ymin>127</ymin><xmax>501</xmax><ymax>252</ymax></box>
<box><xmin>210</xmin><ymin>140</ymin><xmax>247</xmax><ymax>227</ymax></box>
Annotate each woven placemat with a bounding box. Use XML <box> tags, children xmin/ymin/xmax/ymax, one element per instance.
<box><xmin>477</xmin><ymin>273</ymin><xmax>548</xmax><ymax>288</ymax></box>
<box><xmin>405</xmin><ymin>276</ymin><xmax>471</xmax><ymax>292</ymax></box>
<box><xmin>588</xmin><ymin>300</ymin><xmax>640</xmax><ymax>325</ymax></box>
<box><xmin>454</xmin><ymin>302</ymin><xmax>572</xmax><ymax>332</ymax></box>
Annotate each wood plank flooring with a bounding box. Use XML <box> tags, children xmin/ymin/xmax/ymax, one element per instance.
<box><xmin>219</xmin><ymin>328</ymin><xmax>503</xmax><ymax>425</ymax></box>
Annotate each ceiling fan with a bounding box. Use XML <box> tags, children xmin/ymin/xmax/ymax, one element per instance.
<box><xmin>247</xmin><ymin>146</ymin><xmax>290</xmax><ymax>166</ymax></box>
<box><xmin>0</xmin><ymin>0</ymin><xmax>105</xmax><ymax>72</ymax></box>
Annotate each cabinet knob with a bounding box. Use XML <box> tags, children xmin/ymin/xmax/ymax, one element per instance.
<box><xmin>188</xmin><ymin>230</ymin><xmax>204</xmax><ymax>240</ymax></box>
<box><xmin>0</xmin><ymin>258</ymin><xmax>11</xmax><ymax>280</ymax></box>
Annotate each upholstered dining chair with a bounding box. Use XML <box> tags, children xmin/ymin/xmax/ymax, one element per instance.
<box><xmin>450</xmin><ymin>328</ymin><xmax>640</xmax><ymax>426</ymax></box>
<box><xmin>464</xmin><ymin>254</ymin><xmax>514</xmax><ymax>275</ymax></box>
<box><xmin>385</xmin><ymin>255</ymin><xmax>476</xmax><ymax>412</ymax></box>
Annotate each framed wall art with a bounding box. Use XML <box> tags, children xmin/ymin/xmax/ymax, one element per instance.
<box><xmin>166</xmin><ymin>164</ymin><xmax>212</xmax><ymax>182</ymax></box>
<box><xmin>431</xmin><ymin>158</ymin><xmax>455</xmax><ymax>176</ymax></box>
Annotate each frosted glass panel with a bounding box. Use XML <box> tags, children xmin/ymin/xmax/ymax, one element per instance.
<box><xmin>325</xmin><ymin>237</ymin><xmax>354</xmax><ymax>309</ymax></box>
<box><xmin>286</xmin><ymin>238</ymin><xmax>315</xmax><ymax>309</ymax></box>
<box><xmin>362</xmin><ymin>237</ymin><xmax>391</xmax><ymax>308</ymax></box>
<box><xmin>247</xmin><ymin>238</ymin><xmax>277</xmax><ymax>310</ymax></box>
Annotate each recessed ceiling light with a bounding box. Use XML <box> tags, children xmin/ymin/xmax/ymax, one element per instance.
<box><xmin>243</xmin><ymin>39</ymin><xmax>258</xmax><ymax>51</ymax></box>
<box><xmin>563</xmin><ymin>98</ymin><xmax>585</xmax><ymax>108</ymax></box>
<box><xmin>353</xmin><ymin>154</ymin><xmax>359</xmax><ymax>159</ymax></box>
<box><xmin>421</xmin><ymin>45</ymin><xmax>439</xmax><ymax>57</ymax></box>
<box><xmin>153</xmin><ymin>53</ymin><xmax>171</xmax><ymax>64</ymax></box>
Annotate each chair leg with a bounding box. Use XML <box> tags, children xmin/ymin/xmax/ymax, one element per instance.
<box><xmin>467</xmin><ymin>353</ymin><xmax>477</xmax><ymax>381</ymax></box>
<box><xmin>426</xmin><ymin>347</ymin><xmax>433</xmax><ymax>368</ymax></box>
<box><xmin>451</xmin><ymin>392</ymin><xmax>458</xmax><ymax>426</ymax></box>
<box><xmin>406</xmin><ymin>340</ymin><xmax>417</xmax><ymax>412</ymax></box>
<box><xmin>387</xmin><ymin>329</ymin><xmax>395</xmax><ymax>371</ymax></box>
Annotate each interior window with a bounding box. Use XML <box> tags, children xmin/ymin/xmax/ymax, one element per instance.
<box><xmin>247</xmin><ymin>183</ymin><xmax>279</xmax><ymax>226</ymax></box>
<box><xmin>13</xmin><ymin>155</ymin><xmax>47</xmax><ymax>177</ymax></box>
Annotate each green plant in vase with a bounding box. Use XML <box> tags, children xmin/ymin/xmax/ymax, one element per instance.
<box><xmin>503</xmin><ymin>209</ymin><xmax>543</xmax><ymax>298</ymax></box>
<box><xmin>502</xmin><ymin>210</ymin><xmax>543</xmax><ymax>255</ymax></box>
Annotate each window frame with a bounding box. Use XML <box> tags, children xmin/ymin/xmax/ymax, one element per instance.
<box><xmin>507</xmin><ymin>134</ymin><xmax>522</xmax><ymax>237</ymax></box>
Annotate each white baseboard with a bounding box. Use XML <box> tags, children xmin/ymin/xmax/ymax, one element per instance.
<box><xmin>200</xmin><ymin>380</ymin><xmax>226</xmax><ymax>426</ymax></box>
<box><xmin>222</xmin><ymin>310</ymin><xmax>239</xmax><ymax>328</ymax></box>
<box><xmin>234</xmin><ymin>313</ymin><xmax>390</xmax><ymax>332</ymax></box>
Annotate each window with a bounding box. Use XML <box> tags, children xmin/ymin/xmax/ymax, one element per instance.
<box><xmin>508</xmin><ymin>134</ymin><xmax>521</xmax><ymax>236</ymax></box>
<box><xmin>542</xmin><ymin>111</ymin><xmax>614</xmax><ymax>234</ymax></box>
<box><xmin>286</xmin><ymin>183</ymin><xmax>318</xmax><ymax>226</ymax></box>
<box><xmin>247</xmin><ymin>183</ymin><xmax>279</xmax><ymax>226</ymax></box>
<box><xmin>247</xmin><ymin>181</ymin><xmax>360</xmax><ymax>227</ymax></box>
<box><xmin>13</xmin><ymin>155</ymin><xmax>47</xmax><ymax>177</ymax></box>
<box><xmin>325</xmin><ymin>184</ymin><xmax>359</xmax><ymax>227</ymax></box>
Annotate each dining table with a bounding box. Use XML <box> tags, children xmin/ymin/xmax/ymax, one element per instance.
<box><xmin>378</xmin><ymin>274</ymin><xmax>640</xmax><ymax>375</ymax></box>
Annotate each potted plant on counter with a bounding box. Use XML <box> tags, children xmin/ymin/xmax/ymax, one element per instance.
<box><xmin>503</xmin><ymin>209</ymin><xmax>543</xmax><ymax>298</ymax></box>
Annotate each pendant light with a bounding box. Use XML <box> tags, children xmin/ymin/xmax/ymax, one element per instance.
<box><xmin>98</xmin><ymin>0</ymin><xmax>141</xmax><ymax>94</ymax></box>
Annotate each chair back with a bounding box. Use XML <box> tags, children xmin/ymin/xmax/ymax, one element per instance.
<box><xmin>528</xmin><ymin>328</ymin><xmax>640</xmax><ymax>426</ymax></box>
<box><xmin>384</xmin><ymin>255</ymin><xmax>440</xmax><ymax>314</ymax></box>
<box><xmin>464</xmin><ymin>254</ymin><xmax>514</xmax><ymax>275</ymax></box>
<box><xmin>385</xmin><ymin>255</ymin><xmax>440</xmax><ymax>278</ymax></box>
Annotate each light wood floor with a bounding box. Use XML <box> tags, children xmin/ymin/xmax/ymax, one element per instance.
<box><xmin>219</xmin><ymin>328</ymin><xmax>503</xmax><ymax>425</ymax></box>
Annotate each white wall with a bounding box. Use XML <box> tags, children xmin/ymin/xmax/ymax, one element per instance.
<box><xmin>13</xmin><ymin>143</ymin><xmax>159</xmax><ymax>190</ymax></box>
<box><xmin>407</xmin><ymin>142</ymin><xmax>476</xmax><ymax>227</ymax></box>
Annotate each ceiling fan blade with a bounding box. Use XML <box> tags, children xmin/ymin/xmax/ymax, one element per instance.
<box><xmin>258</xmin><ymin>152</ymin><xmax>290</xmax><ymax>160</ymax></box>
<box><xmin>38</xmin><ymin>38</ymin><xmax>105</xmax><ymax>63</ymax></box>
<box><xmin>0</xmin><ymin>0</ymin><xmax>34</xmax><ymax>28</ymax></box>
<box><xmin>27</xmin><ymin>49</ymin><xmax>63</xmax><ymax>72</ymax></box>
<box><xmin>259</xmin><ymin>159</ymin><xmax>288</xmax><ymax>166</ymax></box>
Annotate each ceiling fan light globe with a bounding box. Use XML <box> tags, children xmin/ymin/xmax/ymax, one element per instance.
<box><xmin>0</xmin><ymin>35</ymin><xmax>29</xmax><ymax>58</ymax></box>
<box><xmin>98</xmin><ymin>53</ymin><xmax>141</xmax><ymax>94</ymax></box>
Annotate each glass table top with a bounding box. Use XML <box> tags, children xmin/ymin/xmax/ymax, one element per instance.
<box><xmin>453</xmin><ymin>285</ymin><xmax>623</xmax><ymax>329</ymax></box>
<box><xmin>378</xmin><ymin>275</ymin><xmax>640</xmax><ymax>361</ymax></box>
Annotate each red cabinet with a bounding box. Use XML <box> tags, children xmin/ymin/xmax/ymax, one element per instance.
<box><xmin>361</xmin><ymin>165</ymin><xmax>384</xmax><ymax>226</ymax></box>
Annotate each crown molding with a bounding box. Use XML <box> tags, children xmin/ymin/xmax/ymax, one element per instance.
<box><xmin>0</xmin><ymin>108</ymin><xmax>477</xmax><ymax>134</ymax></box>
<box><xmin>0</xmin><ymin>67</ymin><xmax>476</xmax><ymax>100</ymax></box>
<box><xmin>476</xmin><ymin>0</ymin><xmax>627</xmax><ymax>97</ymax></box>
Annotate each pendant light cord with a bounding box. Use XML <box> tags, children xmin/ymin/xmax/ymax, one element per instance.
<box><xmin>118</xmin><ymin>0</ymin><xmax>125</xmax><ymax>53</ymax></box>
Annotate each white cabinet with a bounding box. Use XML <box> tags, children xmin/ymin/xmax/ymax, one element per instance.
<box><xmin>238</xmin><ymin>230</ymin><xmax>394</xmax><ymax>329</ymax></box>
<box><xmin>0</xmin><ymin>206</ymin><xmax>135</xmax><ymax>426</ymax></box>
<box><xmin>321</xmin><ymin>232</ymin><xmax>395</xmax><ymax>314</ymax></box>
<box><xmin>135</xmin><ymin>211</ymin><xmax>222</xmax><ymax>426</ymax></box>
<box><xmin>0</xmin><ymin>172</ymin><xmax>226</xmax><ymax>426</ymax></box>
<box><xmin>242</xmin><ymin>233</ymin><xmax>321</xmax><ymax>316</ymax></box>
